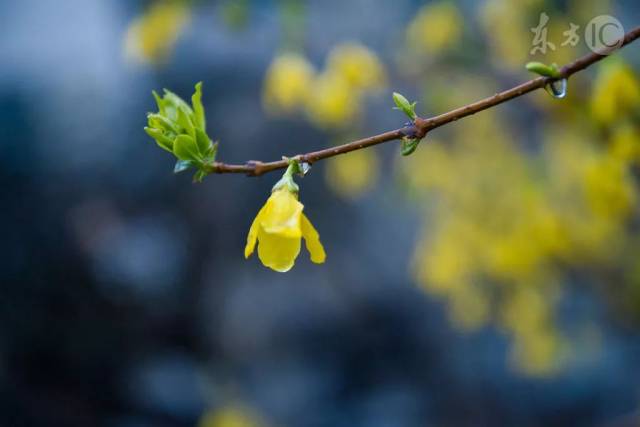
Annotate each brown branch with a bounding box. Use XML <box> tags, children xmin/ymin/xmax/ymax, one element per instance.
<box><xmin>211</xmin><ymin>25</ymin><xmax>640</xmax><ymax>177</ymax></box>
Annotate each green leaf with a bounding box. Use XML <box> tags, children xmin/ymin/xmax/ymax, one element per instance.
<box><xmin>401</xmin><ymin>137</ymin><xmax>421</xmax><ymax>156</ymax></box>
<box><xmin>173</xmin><ymin>135</ymin><xmax>201</xmax><ymax>161</ymax></box>
<box><xmin>174</xmin><ymin>159</ymin><xmax>194</xmax><ymax>173</ymax></box>
<box><xmin>152</xmin><ymin>90</ymin><xmax>165</xmax><ymax>115</ymax></box>
<box><xmin>194</xmin><ymin>127</ymin><xmax>213</xmax><ymax>157</ymax></box>
<box><xmin>162</xmin><ymin>89</ymin><xmax>193</xmax><ymax>121</ymax></box>
<box><xmin>525</xmin><ymin>62</ymin><xmax>561</xmax><ymax>78</ymax></box>
<box><xmin>191</xmin><ymin>82</ymin><xmax>206</xmax><ymax>131</ymax></box>
<box><xmin>147</xmin><ymin>113</ymin><xmax>180</xmax><ymax>134</ymax></box>
<box><xmin>163</xmin><ymin>89</ymin><xmax>193</xmax><ymax>111</ymax></box>
<box><xmin>392</xmin><ymin>92</ymin><xmax>417</xmax><ymax>120</ymax></box>
<box><xmin>144</xmin><ymin>127</ymin><xmax>174</xmax><ymax>152</ymax></box>
<box><xmin>176</xmin><ymin>106</ymin><xmax>195</xmax><ymax>139</ymax></box>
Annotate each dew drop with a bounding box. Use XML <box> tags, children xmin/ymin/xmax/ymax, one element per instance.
<box><xmin>299</xmin><ymin>162</ymin><xmax>311</xmax><ymax>176</ymax></box>
<box><xmin>545</xmin><ymin>78</ymin><xmax>567</xmax><ymax>99</ymax></box>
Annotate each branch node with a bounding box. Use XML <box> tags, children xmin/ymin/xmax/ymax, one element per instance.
<box><xmin>210</xmin><ymin>162</ymin><xmax>222</xmax><ymax>174</ymax></box>
<box><xmin>411</xmin><ymin>117</ymin><xmax>430</xmax><ymax>139</ymax></box>
<box><xmin>246</xmin><ymin>160</ymin><xmax>265</xmax><ymax>177</ymax></box>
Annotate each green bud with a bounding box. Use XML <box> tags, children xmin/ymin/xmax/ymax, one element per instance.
<box><xmin>525</xmin><ymin>61</ymin><xmax>561</xmax><ymax>78</ymax></box>
<box><xmin>393</xmin><ymin>92</ymin><xmax>418</xmax><ymax>120</ymax></box>
<box><xmin>401</xmin><ymin>137</ymin><xmax>421</xmax><ymax>156</ymax></box>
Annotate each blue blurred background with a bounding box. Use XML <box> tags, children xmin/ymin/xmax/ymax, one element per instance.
<box><xmin>2</xmin><ymin>1</ymin><xmax>640</xmax><ymax>426</ymax></box>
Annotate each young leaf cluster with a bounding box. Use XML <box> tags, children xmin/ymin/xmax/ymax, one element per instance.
<box><xmin>145</xmin><ymin>82</ymin><xmax>218</xmax><ymax>182</ymax></box>
<box><xmin>393</xmin><ymin>92</ymin><xmax>423</xmax><ymax>156</ymax></box>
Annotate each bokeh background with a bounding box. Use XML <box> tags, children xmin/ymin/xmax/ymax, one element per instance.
<box><xmin>2</xmin><ymin>0</ymin><xmax>640</xmax><ymax>426</ymax></box>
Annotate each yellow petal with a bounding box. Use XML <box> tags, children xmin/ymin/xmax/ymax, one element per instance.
<box><xmin>301</xmin><ymin>213</ymin><xmax>326</xmax><ymax>264</ymax></box>
<box><xmin>257</xmin><ymin>229</ymin><xmax>301</xmax><ymax>272</ymax></box>
<box><xmin>244</xmin><ymin>205</ymin><xmax>266</xmax><ymax>259</ymax></box>
<box><xmin>260</xmin><ymin>189</ymin><xmax>303</xmax><ymax>237</ymax></box>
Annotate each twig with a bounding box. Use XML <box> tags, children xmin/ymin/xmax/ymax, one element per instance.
<box><xmin>211</xmin><ymin>25</ymin><xmax>640</xmax><ymax>177</ymax></box>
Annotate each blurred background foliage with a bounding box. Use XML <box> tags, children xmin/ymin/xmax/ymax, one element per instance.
<box><xmin>2</xmin><ymin>0</ymin><xmax>640</xmax><ymax>426</ymax></box>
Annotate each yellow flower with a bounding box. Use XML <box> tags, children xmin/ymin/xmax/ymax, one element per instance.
<box><xmin>245</xmin><ymin>187</ymin><xmax>325</xmax><ymax>272</ymax></box>
<box><xmin>407</xmin><ymin>1</ymin><xmax>462</xmax><ymax>55</ymax></box>
<box><xmin>325</xmin><ymin>149</ymin><xmax>378</xmax><ymax>199</ymax></box>
<box><xmin>480</xmin><ymin>0</ymin><xmax>537</xmax><ymax>70</ymax></box>
<box><xmin>305</xmin><ymin>70</ymin><xmax>360</xmax><ymax>129</ymax></box>
<box><xmin>590</xmin><ymin>60</ymin><xmax>640</xmax><ymax>125</ymax></box>
<box><xmin>199</xmin><ymin>405</ymin><xmax>264</xmax><ymax>427</ymax></box>
<box><xmin>326</xmin><ymin>42</ymin><xmax>386</xmax><ymax>91</ymax></box>
<box><xmin>262</xmin><ymin>53</ymin><xmax>315</xmax><ymax>114</ymax></box>
<box><xmin>610</xmin><ymin>125</ymin><xmax>640</xmax><ymax>164</ymax></box>
<box><xmin>124</xmin><ymin>1</ymin><xmax>190</xmax><ymax>64</ymax></box>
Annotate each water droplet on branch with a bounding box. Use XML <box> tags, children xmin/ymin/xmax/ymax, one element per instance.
<box><xmin>299</xmin><ymin>162</ymin><xmax>311</xmax><ymax>176</ymax></box>
<box><xmin>545</xmin><ymin>78</ymin><xmax>567</xmax><ymax>99</ymax></box>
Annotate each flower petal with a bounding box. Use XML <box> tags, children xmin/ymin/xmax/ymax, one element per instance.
<box><xmin>257</xmin><ymin>229</ymin><xmax>301</xmax><ymax>272</ymax></box>
<box><xmin>244</xmin><ymin>205</ymin><xmax>265</xmax><ymax>259</ymax></box>
<box><xmin>260</xmin><ymin>190</ymin><xmax>303</xmax><ymax>237</ymax></box>
<box><xmin>301</xmin><ymin>213</ymin><xmax>326</xmax><ymax>264</ymax></box>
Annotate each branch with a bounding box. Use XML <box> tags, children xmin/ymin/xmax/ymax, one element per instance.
<box><xmin>211</xmin><ymin>25</ymin><xmax>640</xmax><ymax>177</ymax></box>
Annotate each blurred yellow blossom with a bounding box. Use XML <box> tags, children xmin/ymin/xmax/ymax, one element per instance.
<box><xmin>124</xmin><ymin>1</ymin><xmax>190</xmax><ymax>64</ymax></box>
<box><xmin>424</xmin><ymin>73</ymin><xmax>498</xmax><ymax>113</ymax></box>
<box><xmin>199</xmin><ymin>406</ymin><xmax>264</xmax><ymax>427</ymax></box>
<box><xmin>406</xmin><ymin>1</ymin><xmax>463</xmax><ymax>55</ymax></box>
<box><xmin>542</xmin><ymin>18</ymin><xmax>579</xmax><ymax>66</ymax></box>
<box><xmin>510</xmin><ymin>330</ymin><xmax>564</xmax><ymax>376</ymax></box>
<box><xmin>245</xmin><ymin>173</ymin><xmax>326</xmax><ymax>272</ymax></box>
<box><xmin>263</xmin><ymin>53</ymin><xmax>316</xmax><ymax>114</ymax></box>
<box><xmin>449</xmin><ymin>283</ymin><xmax>490</xmax><ymax>331</ymax></box>
<box><xmin>568</xmin><ymin>0</ymin><xmax>612</xmax><ymax>25</ymax></box>
<box><xmin>262</xmin><ymin>42</ymin><xmax>385</xmax><ymax>131</ymax></box>
<box><xmin>480</xmin><ymin>0</ymin><xmax>541</xmax><ymax>70</ymax></box>
<box><xmin>305</xmin><ymin>71</ymin><xmax>360</xmax><ymax>129</ymax></box>
<box><xmin>402</xmin><ymin>96</ymin><xmax>640</xmax><ymax>375</ymax></box>
<box><xmin>583</xmin><ymin>153</ymin><xmax>636</xmax><ymax>220</ymax></box>
<box><xmin>544</xmin><ymin>126</ymin><xmax>635</xmax><ymax>264</ymax></box>
<box><xmin>413</xmin><ymin>216</ymin><xmax>478</xmax><ymax>295</ymax></box>
<box><xmin>325</xmin><ymin>148</ymin><xmax>379</xmax><ymax>199</ymax></box>
<box><xmin>610</xmin><ymin>124</ymin><xmax>640</xmax><ymax>164</ymax></box>
<box><xmin>590</xmin><ymin>60</ymin><xmax>640</xmax><ymax>125</ymax></box>
<box><xmin>261</xmin><ymin>44</ymin><xmax>385</xmax><ymax>196</ymax></box>
<box><xmin>307</xmin><ymin>43</ymin><xmax>387</xmax><ymax>129</ymax></box>
<box><xmin>326</xmin><ymin>42</ymin><xmax>386</xmax><ymax>91</ymax></box>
